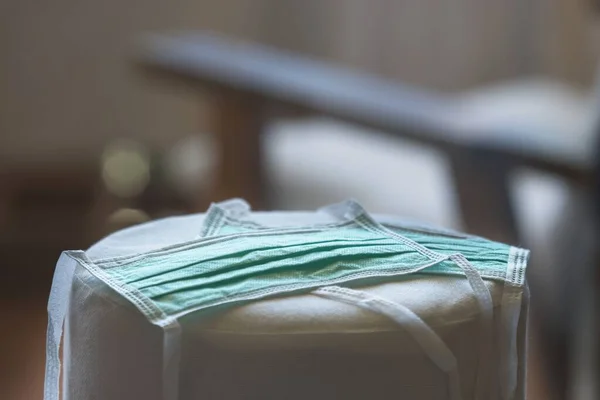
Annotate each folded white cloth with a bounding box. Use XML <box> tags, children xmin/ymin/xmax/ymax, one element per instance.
<box><xmin>60</xmin><ymin>211</ymin><xmax>528</xmax><ymax>400</ymax></box>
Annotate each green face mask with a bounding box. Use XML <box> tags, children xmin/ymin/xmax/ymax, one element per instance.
<box><xmin>46</xmin><ymin>199</ymin><xmax>528</xmax><ymax>400</ymax></box>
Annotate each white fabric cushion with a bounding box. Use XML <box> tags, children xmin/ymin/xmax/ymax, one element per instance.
<box><xmin>64</xmin><ymin>212</ymin><xmax>527</xmax><ymax>400</ymax></box>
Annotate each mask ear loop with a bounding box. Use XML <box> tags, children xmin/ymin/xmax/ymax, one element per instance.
<box><xmin>198</xmin><ymin>198</ymin><xmax>252</xmax><ymax>238</ymax></box>
<box><xmin>448</xmin><ymin>253</ymin><xmax>494</xmax><ymax>400</ymax></box>
<box><xmin>52</xmin><ymin>251</ymin><xmax>184</xmax><ymax>400</ymax></box>
<box><xmin>499</xmin><ymin>247</ymin><xmax>529</xmax><ymax>400</ymax></box>
<box><xmin>322</xmin><ymin>201</ymin><xmax>494</xmax><ymax>400</ymax></box>
<box><xmin>215</xmin><ymin>198</ymin><xmax>252</xmax><ymax>218</ymax></box>
<box><xmin>313</xmin><ymin>285</ymin><xmax>464</xmax><ymax>400</ymax></box>
<box><xmin>160</xmin><ymin>319</ymin><xmax>182</xmax><ymax>400</ymax></box>
<box><xmin>44</xmin><ymin>252</ymin><xmax>78</xmax><ymax>400</ymax></box>
<box><xmin>312</xmin><ymin>253</ymin><xmax>493</xmax><ymax>400</ymax></box>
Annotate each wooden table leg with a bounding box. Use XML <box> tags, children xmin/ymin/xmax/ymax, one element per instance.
<box><xmin>450</xmin><ymin>148</ymin><xmax>520</xmax><ymax>244</ymax></box>
<box><xmin>208</xmin><ymin>90</ymin><xmax>267</xmax><ymax>209</ymax></box>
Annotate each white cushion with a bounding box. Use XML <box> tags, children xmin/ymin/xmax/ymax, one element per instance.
<box><xmin>66</xmin><ymin>212</ymin><xmax>528</xmax><ymax>400</ymax></box>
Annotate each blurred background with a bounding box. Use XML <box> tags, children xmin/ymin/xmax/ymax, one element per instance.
<box><xmin>1</xmin><ymin>0</ymin><xmax>599</xmax><ymax>399</ymax></box>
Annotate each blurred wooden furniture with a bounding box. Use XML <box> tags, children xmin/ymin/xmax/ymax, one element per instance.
<box><xmin>137</xmin><ymin>33</ymin><xmax>598</xmax><ymax>398</ymax></box>
<box><xmin>0</xmin><ymin>166</ymin><xmax>103</xmax><ymax>296</ymax></box>
<box><xmin>136</xmin><ymin>33</ymin><xmax>595</xmax><ymax>245</ymax></box>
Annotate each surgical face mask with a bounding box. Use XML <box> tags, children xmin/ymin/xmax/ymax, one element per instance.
<box><xmin>45</xmin><ymin>199</ymin><xmax>529</xmax><ymax>400</ymax></box>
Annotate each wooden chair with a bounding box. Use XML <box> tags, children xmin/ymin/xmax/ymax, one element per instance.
<box><xmin>135</xmin><ymin>33</ymin><xmax>596</xmax><ymax>243</ymax></box>
<box><xmin>136</xmin><ymin>32</ymin><xmax>599</xmax><ymax>398</ymax></box>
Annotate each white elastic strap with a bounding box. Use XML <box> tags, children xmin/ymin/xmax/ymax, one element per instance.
<box><xmin>323</xmin><ymin>198</ymin><xmax>493</xmax><ymax>398</ymax></box>
<box><xmin>448</xmin><ymin>253</ymin><xmax>494</xmax><ymax>400</ymax></box>
<box><xmin>44</xmin><ymin>252</ymin><xmax>77</xmax><ymax>400</ymax></box>
<box><xmin>161</xmin><ymin>319</ymin><xmax>182</xmax><ymax>400</ymax></box>
<box><xmin>217</xmin><ymin>198</ymin><xmax>251</xmax><ymax>218</ymax></box>
<box><xmin>199</xmin><ymin>199</ymin><xmax>251</xmax><ymax>238</ymax></box>
<box><xmin>313</xmin><ymin>285</ymin><xmax>464</xmax><ymax>400</ymax></box>
<box><xmin>499</xmin><ymin>248</ymin><xmax>527</xmax><ymax>400</ymax></box>
<box><xmin>318</xmin><ymin>198</ymin><xmax>366</xmax><ymax>223</ymax></box>
<box><xmin>320</xmin><ymin>202</ymin><xmax>495</xmax><ymax>400</ymax></box>
<box><xmin>499</xmin><ymin>286</ymin><xmax>521</xmax><ymax>400</ymax></box>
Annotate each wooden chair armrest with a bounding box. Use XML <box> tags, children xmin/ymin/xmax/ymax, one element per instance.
<box><xmin>136</xmin><ymin>32</ymin><xmax>593</xmax><ymax>182</ymax></box>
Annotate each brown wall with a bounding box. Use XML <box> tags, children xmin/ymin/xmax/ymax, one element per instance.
<box><xmin>0</xmin><ymin>0</ymin><xmax>596</xmax><ymax>169</ymax></box>
<box><xmin>0</xmin><ymin>0</ymin><xmax>264</xmax><ymax>167</ymax></box>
